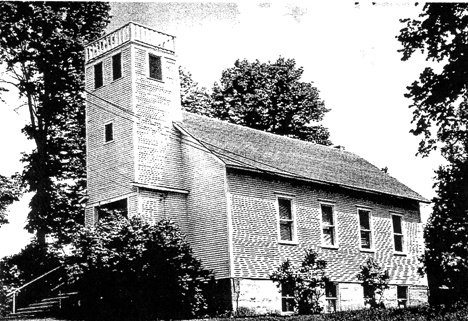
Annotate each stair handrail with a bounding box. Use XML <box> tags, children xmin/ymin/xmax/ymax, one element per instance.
<box><xmin>6</xmin><ymin>266</ymin><xmax>61</xmax><ymax>297</ymax></box>
<box><xmin>5</xmin><ymin>265</ymin><xmax>61</xmax><ymax>314</ymax></box>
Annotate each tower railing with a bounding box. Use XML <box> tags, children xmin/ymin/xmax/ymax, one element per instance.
<box><xmin>85</xmin><ymin>22</ymin><xmax>176</xmax><ymax>62</ymax></box>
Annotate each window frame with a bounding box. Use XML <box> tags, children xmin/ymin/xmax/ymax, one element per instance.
<box><xmin>391</xmin><ymin>213</ymin><xmax>406</xmax><ymax>254</ymax></box>
<box><xmin>104</xmin><ymin>121</ymin><xmax>114</xmax><ymax>143</ymax></box>
<box><xmin>281</xmin><ymin>282</ymin><xmax>295</xmax><ymax>313</ymax></box>
<box><xmin>112</xmin><ymin>52</ymin><xmax>122</xmax><ymax>81</ymax></box>
<box><xmin>94</xmin><ymin>197</ymin><xmax>128</xmax><ymax>223</ymax></box>
<box><xmin>148</xmin><ymin>53</ymin><xmax>163</xmax><ymax>81</ymax></box>
<box><xmin>397</xmin><ymin>285</ymin><xmax>408</xmax><ymax>308</ymax></box>
<box><xmin>325</xmin><ymin>282</ymin><xmax>338</xmax><ymax>313</ymax></box>
<box><xmin>276</xmin><ymin>194</ymin><xmax>297</xmax><ymax>244</ymax></box>
<box><xmin>357</xmin><ymin>208</ymin><xmax>374</xmax><ymax>252</ymax></box>
<box><xmin>94</xmin><ymin>61</ymin><xmax>103</xmax><ymax>89</ymax></box>
<box><xmin>320</xmin><ymin>202</ymin><xmax>338</xmax><ymax>248</ymax></box>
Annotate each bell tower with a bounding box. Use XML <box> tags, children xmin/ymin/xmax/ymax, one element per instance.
<box><xmin>84</xmin><ymin>22</ymin><xmax>184</xmax><ymax>225</ymax></box>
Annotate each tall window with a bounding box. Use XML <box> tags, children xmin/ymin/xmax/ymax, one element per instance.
<box><xmin>321</xmin><ymin>204</ymin><xmax>336</xmax><ymax>246</ymax></box>
<box><xmin>397</xmin><ymin>286</ymin><xmax>408</xmax><ymax>308</ymax></box>
<box><xmin>359</xmin><ymin>209</ymin><xmax>372</xmax><ymax>249</ymax></box>
<box><xmin>278</xmin><ymin>198</ymin><xmax>294</xmax><ymax>242</ymax></box>
<box><xmin>281</xmin><ymin>282</ymin><xmax>295</xmax><ymax>312</ymax></box>
<box><xmin>94</xmin><ymin>62</ymin><xmax>103</xmax><ymax>89</ymax></box>
<box><xmin>149</xmin><ymin>54</ymin><xmax>162</xmax><ymax>80</ymax></box>
<box><xmin>104</xmin><ymin>122</ymin><xmax>113</xmax><ymax>142</ymax></box>
<box><xmin>392</xmin><ymin>214</ymin><xmax>404</xmax><ymax>252</ymax></box>
<box><xmin>112</xmin><ymin>52</ymin><xmax>122</xmax><ymax>80</ymax></box>
<box><xmin>325</xmin><ymin>283</ymin><xmax>338</xmax><ymax>313</ymax></box>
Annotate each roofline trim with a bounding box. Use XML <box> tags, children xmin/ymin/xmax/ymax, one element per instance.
<box><xmin>225</xmin><ymin>164</ymin><xmax>430</xmax><ymax>204</ymax></box>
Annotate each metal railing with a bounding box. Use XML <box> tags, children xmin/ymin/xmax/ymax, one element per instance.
<box><xmin>6</xmin><ymin>266</ymin><xmax>61</xmax><ymax>314</ymax></box>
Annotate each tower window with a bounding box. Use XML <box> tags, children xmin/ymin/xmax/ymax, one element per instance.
<box><xmin>149</xmin><ymin>54</ymin><xmax>162</xmax><ymax>80</ymax></box>
<box><xmin>112</xmin><ymin>53</ymin><xmax>122</xmax><ymax>80</ymax></box>
<box><xmin>94</xmin><ymin>62</ymin><xmax>103</xmax><ymax>89</ymax></box>
<box><xmin>105</xmin><ymin>122</ymin><xmax>113</xmax><ymax>142</ymax></box>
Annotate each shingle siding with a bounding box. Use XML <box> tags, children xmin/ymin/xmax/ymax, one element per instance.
<box><xmin>85</xmin><ymin>44</ymin><xmax>134</xmax><ymax>225</ymax></box>
<box><xmin>133</xmin><ymin>44</ymin><xmax>183</xmax><ymax>189</ymax></box>
<box><xmin>227</xmin><ymin>169</ymin><xmax>425</xmax><ymax>285</ymax></box>
<box><xmin>180</xmin><ymin>133</ymin><xmax>231</xmax><ymax>278</ymax></box>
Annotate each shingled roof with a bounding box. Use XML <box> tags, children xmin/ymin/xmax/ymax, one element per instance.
<box><xmin>175</xmin><ymin>112</ymin><xmax>427</xmax><ymax>203</ymax></box>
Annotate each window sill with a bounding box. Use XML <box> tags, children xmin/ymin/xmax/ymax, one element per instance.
<box><xmin>360</xmin><ymin>248</ymin><xmax>375</xmax><ymax>253</ymax></box>
<box><xmin>147</xmin><ymin>76</ymin><xmax>164</xmax><ymax>83</ymax></box>
<box><xmin>104</xmin><ymin>140</ymin><xmax>114</xmax><ymax>145</ymax></box>
<box><xmin>394</xmin><ymin>252</ymin><xmax>407</xmax><ymax>257</ymax></box>
<box><xmin>321</xmin><ymin>245</ymin><xmax>339</xmax><ymax>250</ymax></box>
<box><xmin>278</xmin><ymin>240</ymin><xmax>298</xmax><ymax>246</ymax></box>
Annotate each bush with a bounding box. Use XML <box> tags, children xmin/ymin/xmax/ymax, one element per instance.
<box><xmin>357</xmin><ymin>257</ymin><xmax>389</xmax><ymax>308</ymax></box>
<box><xmin>65</xmin><ymin>215</ymin><xmax>214</xmax><ymax>320</ymax></box>
<box><xmin>270</xmin><ymin>249</ymin><xmax>328</xmax><ymax>314</ymax></box>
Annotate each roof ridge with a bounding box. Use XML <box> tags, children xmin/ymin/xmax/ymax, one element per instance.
<box><xmin>181</xmin><ymin>111</ymin><xmax>350</xmax><ymax>154</ymax></box>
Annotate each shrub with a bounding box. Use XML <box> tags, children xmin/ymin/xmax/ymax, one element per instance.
<box><xmin>65</xmin><ymin>215</ymin><xmax>214</xmax><ymax>320</ymax></box>
<box><xmin>270</xmin><ymin>249</ymin><xmax>328</xmax><ymax>314</ymax></box>
<box><xmin>357</xmin><ymin>257</ymin><xmax>390</xmax><ymax>308</ymax></box>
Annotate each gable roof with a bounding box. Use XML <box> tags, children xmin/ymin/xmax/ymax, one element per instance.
<box><xmin>175</xmin><ymin>112</ymin><xmax>428</xmax><ymax>203</ymax></box>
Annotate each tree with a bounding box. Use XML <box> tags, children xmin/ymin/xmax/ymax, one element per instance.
<box><xmin>398</xmin><ymin>3</ymin><xmax>468</xmax><ymax>305</ymax></box>
<box><xmin>398</xmin><ymin>4</ymin><xmax>468</xmax><ymax>160</ymax></box>
<box><xmin>0</xmin><ymin>2</ymin><xmax>110</xmax><ymax>245</ymax></box>
<box><xmin>184</xmin><ymin>58</ymin><xmax>332</xmax><ymax>145</ymax></box>
<box><xmin>270</xmin><ymin>249</ymin><xmax>329</xmax><ymax>314</ymax></box>
<box><xmin>0</xmin><ymin>175</ymin><xmax>22</xmax><ymax>226</ymax></box>
<box><xmin>65</xmin><ymin>215</ymin><xmax>214</xmax><ymax>320</ymax></box>
<box><xmin>357</xmin><ymin>257</ymin><xmax>390</xmax><ymax>308</ymax></box>
<box><xmin>180</xmin><ymin>67</ymin><xmax>213</xmax><ymax>116</ymax></box>
<box><xmin>421</xmin><ymin>154</ymin><xmax>468</xmax><ymax>306</ymax></box>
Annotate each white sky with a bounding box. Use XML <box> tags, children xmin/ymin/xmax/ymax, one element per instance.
<box><xmin>0</xmin><ymin>2</ymin><xmax>444</xmax><ymax>257</ymax></box>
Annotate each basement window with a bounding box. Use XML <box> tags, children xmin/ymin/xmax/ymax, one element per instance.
<box><xmin>112</xmin><ymin>52</ymin><xmax>122</xmax><ymax>80</ymax></box>
<box><xmin>94</xmin><ymin>62</ymin><xmax>103</xmax><ymax>89</ymax></box>
<box><xmin>149</xmin><ymin>54</ymin><xmax>162</xmax><ymax>81</ymax></box>
<box><xmin>281</xmin><ymin>282</ymin><xmax>295</xmax><ymax>313</ymax></box>
<box><xmin>325</xmin><ymin>282</ymin><xmax>338</xmax><ymax>313</ymax></box>
<box><xmin>397</xmin><ymin>286</ymin><xmax>408</xmax><ymax>308</ymax></box>
<box><xmin>96</xmin><ymin>198</ymin><xmax>128</xmax><ymax>221</ymax></box>
<box><xmin>104</xmin><ymin>122</ymin><xmax>113</xmax><ymax>143</ymax></box>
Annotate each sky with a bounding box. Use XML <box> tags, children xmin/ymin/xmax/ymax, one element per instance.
<box><xmin>0</xmin><ymin>2</ymin><xmax>445</xmax><ymax>257</ymax></box>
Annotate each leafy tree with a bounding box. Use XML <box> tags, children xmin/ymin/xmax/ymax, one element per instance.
<box><xmin>421</xmin><ymin>154</ymin><xmax>468</xmax><ymax>306</ymax></box>
<box><xmin>65</xmin><ymin>215</ymin><xmax>214</xmax><ymax>320</ymax></box>
<box><xmin>0</xmin><ymin>175</ymin><xmax>22</xmax><ymax>226</ymax></box>
<box><xmin>398</xmin><ymin>3</ymin><xmax>468</xmax><ymax>306</ymax></box>
<box><xmin>180</xmin><ymin>67</ymin><xmax>213</xmax><ymax>116</ymax></box>
<box><xmin>0</xmin><ymin>2</ymin><xmax>110</xmax><ymax>245</ymax></box>
<box><xmin>357</xmin><ymin>257</ymin><xmax>390</xmax><ymax>309</ymax></box>
<box><xmin>184</xmin><ymin>58</ymin><xmax>332</xmax><ymax>145</ymax></box>
<box><xmin>398</xmin><ymin>3</ymin><xmax>468</xmax><ymax>160</ymax></box>
<box><xmin>270</xmin><ymin>249</ymin><xmax>329</xmax><ymax>314</ymax></box>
